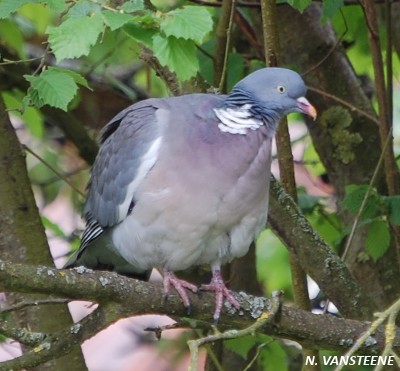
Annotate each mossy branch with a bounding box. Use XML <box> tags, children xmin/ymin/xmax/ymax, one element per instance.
<box><xmin>0</xmin><ymin>259</ymin><xmax>397</xmax><ymax>370</ymax></box>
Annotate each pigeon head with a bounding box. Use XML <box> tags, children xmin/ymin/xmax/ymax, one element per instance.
<box><xmin>225</xmin><ymin>67</ymin><xmax>317</xmax><ymax>125</ymax></box>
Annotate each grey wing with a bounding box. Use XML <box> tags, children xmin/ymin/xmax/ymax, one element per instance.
<box><xmin>65</xmin><ymin>100</ymin><xmax>164</xmax><ymax>270</ymax></box>
<box><xmin>85</xmin><ymin>102</ymin><xmax>163</xmax><ymax>227</ymax></box>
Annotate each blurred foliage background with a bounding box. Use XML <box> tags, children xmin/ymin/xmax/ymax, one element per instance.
<box><xmin>0</xmin><ymin>0</ymin><xmax>400</xmax><ymax>370</ymax></box>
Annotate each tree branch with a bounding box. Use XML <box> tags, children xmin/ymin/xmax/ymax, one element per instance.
<box><xmin>0</xmin><ymin>260</ymin><xmax>397</xmax><ymax>361</ymax></box>
<box><xmin>275</xmin><ymin>3</ymin><xmax>400</xmax><ymax>308</ymax></box>
<box><xmin>139</xmin><ymin>45</ymin><xmax>182</xmax><ymax>96</ymax></box>
<box><xmin>359</xmin><ymin>0</ymin><xmax>400</xmax><ymax>197</ymax></box>
<box><xmin>260</xmin><ymin>0</ymin><xmax>317</xmax><ymax>368</ymax></box>
<box><xmin>213</xmin><ymin>0</ymin><xmax>236</xmax><ymax>91</ymax></box>
<box><xmin>0</xmin><ymin>305</ymin><xmax>119</xmax><ymax>370</ymax></box>
<box><xmin>268</xmin><ymin>177</ymin><xmax>375</xmax><ymax>320</ymax></box>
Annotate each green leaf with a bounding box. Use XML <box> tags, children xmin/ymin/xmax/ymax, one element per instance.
<box><xmin>322</xmin><ymin>0</ymin><xmax>344</xmax><ymax>19</ymax></box>
<box><xmin>102</xmin><ymin>10</ymin><xmax>133</xmax><ymax>31</ymax></box>
<box><xmin>385</xmin><ymin>195</ymin><xmax>400</xmax><ymax>225</ymax></box>
<box><xmin>303</xmin><ymin>143</ymin><xmax>325</xmax><ymax>176</ymax></box>
<box><xmin>298</xmin><ymin>192</ymin><xmax>322</xmax><ymax>214</ymax></box>
<box><xmin>256</xmin><ymin>230</ymin><xmax>292</xmax><ymax>296</ymax></box>
<box><xmin>43</xmin><ymin>0</ymin><xmax>67</xmax><ymax>12</ymax></box>
<box><xmin>121</xmin><ymin>0</ymin><xmax>145</xmax><ymax>12</ymax></box>
<box><xmin>2</xmin><ymin>90</ymin><xmax>44</xmax><ymax>138</ymax></box>
<box><xmin>124</xmin><ymin>21</ymin><xmax>157</xmax><ymax>47</ymax></box>
<box><xmin>225</xmin><ymin>335</ymin><xmax>258</xmax><ymax>359</ymax></box>
<box><xmin>48</xmin><ymin>66</ymin><xmax>92</xmax><ymax>90</ymax></box>
<box><xmin>365</xmin><ymin>219</ymin><xmax>390</xmax><ymax>262</ymax></box>
<box><xmin>160</xmin><ymin>6</ymin><xmax>212</xmax><ymax>43</ymax></box>
<box><xmin>260</xmin><ymin>340</ymin><xmax>289</xmax><ymax>371</ymax></box>
<box><xmin>342</xmin><ymin>184</ymin><xmax>382</xmax><ymax>220</ymax></box>
<box><xmin>276</xmin><ymin>0</ymin><xmax>311</xmax><ymax>13</ymax></box>
<box><xmin>24</xmin><ymin>69</ymin><xmax>78</xmax><ymax>111</ymax></box>
<box><xmin>47</xmin><ymin>13</ymin><xmax>104</xmax><ymax>61</ymax></box>
<box><xmin>42</xmin><ymin>216</ymin><xmax>67</xmax><ymax>238</ymax></box>
<box><xmin>0</xmin><ymin>19</ymin><xmax>26</xmax><ymax>57</ymax></box>
<box><xmin>153</xmin><ymin>35</ymin><xmax>198</xmax><ymax>81</ymax></box>
<box><xmin>24</xmin><ymin>86</ymin><xmax>45</xmax><ymax>108</ymax></box>
<box><xmin>67</xmin><ymin>0</ymin><xmax>101</xmax><ymax>17</ymax></box>
<box><xmin>0</xmin><ymin>0</ymin><xmax>36</xmax><ymax>19</ymax></box>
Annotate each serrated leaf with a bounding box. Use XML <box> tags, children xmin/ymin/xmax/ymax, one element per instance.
<box><xmin>25</xmin><ymin>86</ymin><xmax>45</xmax><ymax>108</ymax></box>
<box><xmin>365</xmin><ymin>219</ymin><xmax>390</xmax><ymax>262</ymax></box>
<box><xmin>47</xmin><ymin>13</ymin><xmax>104</xmax><ymax>61</ymax></box>
<box><xmin>153</xmin><ymin>35</ymin><xmax>198</xmax><ymax>81</ymax></box>
<box><xmin>67</xmin><ymin>0</ymin><xmax>101</xmax><ymax>17</ymax></box>
<box><xmin>102</xmin><ymin>10</ymin><xmax>133</xmax><ymax>31</ymax></box>
<box><xmin>160</xmin><ymin>6</ymin><xmax>212</xmax><ymax>43</ymax></box>
<box><xmin>124</xmin><ymin>21</ymin><xmax>157</xmax><ymax>47</ymax></box>
<box><xmin>48</xmin><ymin>66</ymin><xmax>91</xmax><ymax>90</ymax></box>
<box><xmin>342</xmin><ymin>184</ymin><xmax>382</xmax><ymax>220</ymax></box>
<box><xmin>24</xmin><ymin>69</ymin><xmax>78</xmax><ymax>111</ymax></box>
<box><xmin>322</xmin><ymin>0</ymin><xmax>344</xmax><ymax>19</ymax></box>
<box><xmin>121</xmin><ymin>0</ymin><xmax>145</xmax><ymax>12</ymax></box>
<box><xmin>0</xmin><ymin>0</ymin><xmax>36</xmax><ymax>19</ymax></box>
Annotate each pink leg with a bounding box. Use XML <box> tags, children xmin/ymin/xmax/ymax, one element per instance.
<box><xmin>200</xmin><ymin>269</ymin><xmax>240</xmax><ymax>323</ymax></box>
<box><xmin>163</xmin><ymin>270</ymin><xmax>198</xmax><ymax>313</ymax></box>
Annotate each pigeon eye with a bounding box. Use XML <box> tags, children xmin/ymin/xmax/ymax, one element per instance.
<box><xmin>277</xmin><ymin>85</ymin><xmax>286</xmax><ymax>93</ymax></box>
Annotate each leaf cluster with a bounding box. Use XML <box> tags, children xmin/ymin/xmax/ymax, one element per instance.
<box><xmin>0</xmin><ymin>0</ymin><xmax>214</xmax><ymax>111</ymax></box>
<box><xmin>342</xmin><ymin>184</ymin><xmax>400</xmax><ymax>261</ymax></box>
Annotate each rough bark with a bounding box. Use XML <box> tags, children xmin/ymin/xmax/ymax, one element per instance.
<box><xmin>0</xmin><ymin>97</ymin><xmax>86</xmax><ymax>370</ymax></box>
<box><xmin>0</xmin><ymin>260</ymin><xmax>398</xmax><ymax>368</ymax></box>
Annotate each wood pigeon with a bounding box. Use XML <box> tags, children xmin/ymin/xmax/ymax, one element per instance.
<box><xmin>66</xmin><ymin>67</ymin><xmax>316</xmax><ymax>322</ymax></box>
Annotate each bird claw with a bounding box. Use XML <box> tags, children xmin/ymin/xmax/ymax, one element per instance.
<box><xmin>163</xmin><ymin>270</ymin><xmax>198</xmax><ymax>313</ymax></box>
<box><xmin>200</xmin><ymin>269</ymin><xmax>240</xmax><ymax>323</ymax></box>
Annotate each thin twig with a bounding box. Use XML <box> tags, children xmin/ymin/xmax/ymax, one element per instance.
<box><xmin>340</xmin><ymin>126</ymin><xmax>393</xmax><ymax>262</ymax></box>
<box><xmin>302</xmin><ymin>8</ymin><xmax>348</xmax><ymax>76</ymax></box>
<box><xmin>261</xmin><ymin>0</ymin><xmax>319</xmax><ymax>369</ymax></box>
<box><xmin>218</xmin><ymin>0</ymin><xmax>236</xmax><ymax>92</ymax></box>
<box><xmin>23</xmin><ymin>145</ymin><xmax>85</xmax><ymax>197</ymax></box>
<box><xmin>307</xmin><ymin>86</ymin><xmax>380</xmax><ymax>125</ymax></box>
<box><xmin>0</xmin><ymin>57</ymin><xmax>42</xmax><ymax>66</ymax></box>
<box><xmin>360</xmin><ymin>0</ymin><xmax>399</xmax><ymax>196</ymax></box>
<box><xmin>334</xmin><ymin>297</ymin><xmax>400</xmax><ymax>371</ymax></box>
<box><xmin>1</xmin><ymin>299</ymin><xmax>69</xmax><ymax>314</ymax></box>
<box><xmin>187</xmin><ymin>291</ymin><xmax>282</xmax><ymax>371</ymax></box>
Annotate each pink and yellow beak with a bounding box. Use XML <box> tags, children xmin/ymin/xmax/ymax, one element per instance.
<box><xmin>297</xmin><ymin>97</ymin><xmax>317</xmax><ymax>120</ymax></box>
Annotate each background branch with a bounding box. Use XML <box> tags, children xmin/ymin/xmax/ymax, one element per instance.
<box><xmin>260</xmin><ymin>0</ymin><xmax>317</xmax><ymax>368</ymax></box>
<box><xmin>268</xmin><ymin>177</ymin><xmax>374</xmax><ymax>320</ymax></box>
<box><xmin>0</xmin><ymin>95</ymin><xmax>86</xmax><ymax>370</ymax></box>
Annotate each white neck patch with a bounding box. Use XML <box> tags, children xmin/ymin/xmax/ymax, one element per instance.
<box><xmin>214</xmin><ymin>104</ymin><xmax>264</xmax><ymax>135</ymax></box>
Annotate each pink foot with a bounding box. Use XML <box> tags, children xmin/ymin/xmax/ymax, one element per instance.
<box><xmin>200</xmin><ymin>269</ymin><xmax>240</xmax><ymax>323</ymax></box>
<box><xmin>163</xmin><ymin>270</ymin><xmax>198</xmax><ymax>313</ymax></box>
